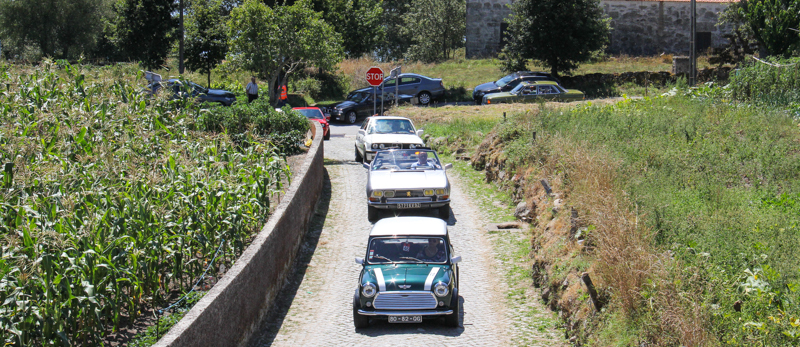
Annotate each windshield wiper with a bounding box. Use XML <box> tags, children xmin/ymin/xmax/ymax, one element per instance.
<box><xmin>372</xmin><ymin>255</ymin><xmax>392</xmax><ymax>262</ymax></box>
<box><xmin>399</xmin><ymin>256</ymin><xmax>423</xmax><ymax>263</ymax></box>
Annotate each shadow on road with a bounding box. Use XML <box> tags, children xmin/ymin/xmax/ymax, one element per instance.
<box><xmin>246</xmin><ymin>168</ymin><xmax>332</xmax><ymax>347</ymax></box>
<box><xmin>373</xmin><ymin>206</ymin><xmax>458</xmax><ymax>227</ymax></box>
<box><xmin>355</xmin><ymin>296</ymin><xmax>465</xmax><ymax>337</ymax></box>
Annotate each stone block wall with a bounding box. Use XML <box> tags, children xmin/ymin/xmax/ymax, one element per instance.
<box><xmin>466</xmin><ymin>0</ymin><xmax>513</xmax><ymax>58</ymax></box>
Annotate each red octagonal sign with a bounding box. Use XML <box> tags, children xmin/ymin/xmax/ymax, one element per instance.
<box><xmin>365</xmin><ymin>67</ymin><xmax>384</xmax><ymax>87</ymax></box>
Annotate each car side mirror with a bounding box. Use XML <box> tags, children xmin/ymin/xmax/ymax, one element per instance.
<box><xmin>416</xmin><ymin>129</ymin><xmax>424</xmax><ymax>137</ymax></box>
<box><xmin>444</xmin><ymin>163</ymin><xmax>453</xmax><ymax>170</ymax></box>
<box><xmin>450</xmin><ymin>256</ymin><xmax>462</xmax><ymax>264</ymax></box>
<box><xmin>362</xmin><ymin>163</ymin><xmax>370</xmax><ymax>169</ymax></box>
<box><xmin>355</xmin><ymin>257</ymin><xmax>364</xmax><ymax>265</ymax></box>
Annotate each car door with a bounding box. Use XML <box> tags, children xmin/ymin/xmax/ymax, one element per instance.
<box><xmin>399</xmin><ymin>77</ymin><xmax>421</xmax><ymax>95</ymax></box>
<box><xmin>519</xmin><ymin>85</ymin><xmax>538</xmax><ymax>103</ymax></box>
<box><xmin>356</xmin><ymin>93</ymin><xmax>376</xmax><ymax>117</ymax></box>
<box><xmin>356</xmin><ymin>118</ymin><xmax>371</xmax><ymax>153</ymax></box>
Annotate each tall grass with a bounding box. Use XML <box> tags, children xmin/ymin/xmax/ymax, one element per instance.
<box><xmin>0</xmin><ymin>61</ymin><xmax>306</xmax><ymax>345</ymax></box>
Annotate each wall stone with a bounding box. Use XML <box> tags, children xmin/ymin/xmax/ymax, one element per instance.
<box><xmin>466</xmin><ymin>0</ymin><xmax>735</xmax><ymax>58</ymax></box>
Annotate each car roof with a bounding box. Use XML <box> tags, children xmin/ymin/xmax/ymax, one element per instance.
<box><xmin>517</xmin><ymin>71</ymin><xmax>552</xmax><ymax>76</ymax></box>
<box><xmin>369</xmin><ymin>116</ymin><xmax>413</xmax><ymax>121</ymax></box>
<box><xmin>395</xmin><ymin>73</ymin><xmax>427</xmax><ymax>79</ymax></box>
<box><xmin>370</xmin><ymin>217</ymin><xmax>448</xmax><ymax>237</ymax></box>
<box><xmin>292</xmin><ymin>107</ymin><xmax>321</xmax><ymax>110</ymax></box>
<box><xmin>519</xmin><ymin>81</ymin><xmax>560</xmax><ymax>86</ymax></box>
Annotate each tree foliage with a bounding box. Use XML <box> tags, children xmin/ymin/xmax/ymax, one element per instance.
<box><xmin>317</xmin><ymin>0</ymin><xmax>384</xmax><ymax>58</ymax></box>
<box><xmin>401</xmin><ymin>0</ymin><xmax>465</xmax><ymax>62</ymax></box>
<box><xmin>734</xmin><ymin>0</ymin><xmax>800</xmax><ymax>57</ymax></box>
<box><xmin>0</xmin><ymin>0</ymin><xmax>109</xmax><ymax>58</ymax></box>
<box><xmin>377</xmin><ymin>0</ymin><xmax>413</xmax><ymax>60</ymax></box>
<box><xmin>227</xmin><ymin>0</ymin><xmax>343</xmax><ymax>104</ymax></box>
<box><xmin>113</xmin><ymin>0</ymin><xmax>178</xmax><ymax>69</ymax></box>
<box><xmin>185</xmin><ymin>0</ymin><xmax>228</xmax><ymax>86</ymax></box>
<box><xmin>501</xmin><ymin>0</ymin><xmax>609</xmax><ymax>77</ymax></box>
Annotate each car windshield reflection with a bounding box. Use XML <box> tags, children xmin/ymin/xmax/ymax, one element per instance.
<box><xmin>367</xmin><ymin>237</ymin><xmax>448</xmax><ymax>264</ymax></box>
<box><xmin>368</xmin><ymin>119</ymin><xmax>415</xmax><ymax>134</ymax></box>
<box><xmin>371</xmin><ymin>149</ymin><xmax>441</xmax><ymax>171</ymax></box>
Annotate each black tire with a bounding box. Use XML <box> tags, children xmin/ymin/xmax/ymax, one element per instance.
<box><xmin>353</xmin><ymin>292</ymin><xmax>370</xmax><ymax>329</ymax></box>
<box><xmin>346</xmin><ymin>111</ymin><xmax>358</xmax><ymax>124</ymax></box>
<box><xmin>438</xmin><ymin>205</ymin><xmax>450</xmax><ymax>221</ymax></box>
<box><xmin>418</xmin><ymin>92</ymin><xmax>432</xmax><ymax>105</ymax></box>
<box><xmin>368</xmin><ymin>206</ymin><xmax>378</xmax><ymax>223</ymax></box>
<box><xmin>355</xmin><ymin>146</ymin><xmax>363</xmax><ymax>162</ymax></box>
<box><xmin>324</xmin><ymin>130</ymin><xmax>330</xmax><ymax>140</ymax></box>
<box><xmin>444</xmin><ymin>289</ymin><xmax>460</xmax><ymax>327</ymax></box>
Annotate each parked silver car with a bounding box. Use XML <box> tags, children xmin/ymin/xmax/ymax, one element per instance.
<box><xmin>378</xmin><ymin>73</ymin><xmax>444</xmax><ymax>105</ymax></box>
<box><xmin>364</xmin><ymin>149</ymin><xmax>452</xmax><ymax>222</ymax></box>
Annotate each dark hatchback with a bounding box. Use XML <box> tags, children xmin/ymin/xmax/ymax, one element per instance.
<box><xmin>146</xmin><ymin>79</ymin><xmax>237</xmax><ymax>106</ymax></box>
<box><xmin>328</xmin><ymin>88</ymin><xmax>414</xmax><ymax>124</ymax></box>
<box><xmin>471</xmin><ymin>71</ymin><xmax>559</xmax><ymax>104</ymax></box>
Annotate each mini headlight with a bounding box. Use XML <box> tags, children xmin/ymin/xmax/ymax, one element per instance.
<box><xmin>362</xmin><ymin>283</ymin><xmax>377</xmax><ymax>298</ymax></box>
<box><xmin>434</xmin><ymin>282</ymin><xmax>449</xmax><ymax>297</ymax></box>
<box><xmin>435</xmin><ymin>189</ymin><xmax>446</xmax><ymax>195</ymax></box>
<box><xmin>371</xmin><ymin>143</ymin><xmax>378</xmax><ymax>149</ymax></box>
<box><xmin>384</xmin><ymin>191</ymin><xmax>395</xmax><ymax>198</ymax></box>
<box><xmin>423</xmin><ymin>189</ymin><xmax>434</xmax><ymax>196</ymax></box>
<box><xmin>372</xmin><ymin>191</ymin><xmax>383</xmax><ymax>197</ymax></box>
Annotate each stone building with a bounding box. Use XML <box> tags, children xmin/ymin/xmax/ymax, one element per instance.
<box><xmin>466</xmin><ymin>0</ymin><xmax>737</xmax><ymax>58</ymax></box>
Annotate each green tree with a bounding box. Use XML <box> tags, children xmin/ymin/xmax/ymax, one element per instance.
<box><xmin>227</xmin><ymin>0</ymin><xmax>343</xmax><ymax>104</ymax></box>
<box><xmin>734</xmin><ymin>0</ymin><xmax>800</xmax><ymax>57</ymax></box>
<box><xmin>185</xmin><ymin>0</ymin><xmax>228</xmax><ymax>86</ymax></box>
<box><xmin>0</xmin><ymin>0</ymin><xmax>109</xmax><ymax>58</ymax></box>
<box><xmin>317</xmin><ymin>0</ymin><xmax>384</xmax><ymax>58</ymax></box>
<box><xmin>501</xmin><ymin>0</ymin><xmax>609</xmax><ymax>77</ymax></box>
<box><xmin>401</xmin><ymin>0</ymin><xmax>464</xmax><ymax>62</ymax></box>
<box><xmin>378</xmin><ymin>0</ymin><xmax>413</xmax><ymax>60</ymax></box>
<box><xmin>113</xmin><ymin>0</ymin><xmax>178</xmax><ymax>69</ymax></box>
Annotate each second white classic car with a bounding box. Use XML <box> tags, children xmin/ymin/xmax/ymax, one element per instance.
<box><xmin>355</xmin><ymin>116</ymin><xmax>425</xmax><ymax>163</ymax></box>
<box><xmin>364</xmin><ymin>149</ymin><xmax>452</xmax><ymax>222</ymax></box>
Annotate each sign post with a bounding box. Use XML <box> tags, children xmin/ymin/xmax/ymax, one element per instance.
<box><xmin>366</xmin><ymin>67</ymin><xmax>384</xmax><ymax>116</ymax></box>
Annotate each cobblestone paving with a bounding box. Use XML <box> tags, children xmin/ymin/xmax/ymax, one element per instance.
<box><xmin>247</xmin><ymin>135</ymin><xmax>561</xmax><ymax>346</ymax></box>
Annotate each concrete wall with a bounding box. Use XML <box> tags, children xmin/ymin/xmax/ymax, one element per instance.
<box><xmin>154</xmin><ymin>121</ymin><xmax>324</xmax><ymax>347</ymax></box>
<box><xmin>466</xmin><ymin>0</ymin><xmax>734</xmax><ymax>58</ymax></box>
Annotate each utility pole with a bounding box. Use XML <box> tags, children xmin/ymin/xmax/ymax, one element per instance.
<box><xmin>690</xmin><ymin>0</ymin><xmax>696</xmax><ymax>86</ymax></box>
<box><xmin>179</xmin><ymin>0</ymin><xmax>185</xmax><ymax>74</ymax></box>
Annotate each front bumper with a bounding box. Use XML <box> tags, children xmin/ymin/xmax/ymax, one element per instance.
<box><xmin>368</xmin><ymin>198</ymin><xmax>450</xmax><ymax>210</ymax></box>
<box><xmin>357</xmin><ymin>309</ymin><xmax>453</xmax><ymax>316</ymax></box>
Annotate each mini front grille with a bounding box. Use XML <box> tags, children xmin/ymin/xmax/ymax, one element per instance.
<box><xmin>373</xmin><ymin>292</ymin><xmax>438</xmax><ymax>310</ymax></box>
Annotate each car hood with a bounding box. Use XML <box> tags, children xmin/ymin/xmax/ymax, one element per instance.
<box><xmin>334</xmin><ymin>100</ymin><xmax>358</xmax><ymax>109</ymax></box>
<box><xmin>364</xmin><ymin>134</ymin><xmax>425</xmax><ymax>145</ymax></box>
<box><xmin>207</xmin><ymin>89</ymin><xmax>235</xmax><ymax>97</ymax></box>
<box><xmin>473</xmin><ymin>81</ymin><xmax>501</xmax><ymax>94</ymax></box>
<box><xmin>364</xmin><ymin>264</ymin><xmax>450</xmax><ymax>291</ymax></box>
<box><xmin>370</xmin><ymin>169</ymin><xmax>448</xmax><ymax>190</ymax></box>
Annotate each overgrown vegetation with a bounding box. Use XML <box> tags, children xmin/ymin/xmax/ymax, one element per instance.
<box><xmin>0</xmin><ymin>61</ymin><xmax>308</xmax><ymax>345</ymax></box>
<box><xmin>408</xmin><ymin>62</ymin><xmax>800</xmax><ymax>345</ymax></box>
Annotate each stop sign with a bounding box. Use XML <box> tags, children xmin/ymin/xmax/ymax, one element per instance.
<box><xmin>365</xmin><ymin>67</ymin><xmax>384</xmax><ymax>86</ymax></box>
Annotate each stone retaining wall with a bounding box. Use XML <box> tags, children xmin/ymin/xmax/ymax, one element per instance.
<box><xmin>154</xmin><ymin>121</ymin><xmax>324</xmax><ymax>347</ymax></box>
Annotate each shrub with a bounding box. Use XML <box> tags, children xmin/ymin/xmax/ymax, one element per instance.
<box><xmin>729</xmin><ymin>57</ymin><xmax>800</xmax><ymax>106</ymax></box>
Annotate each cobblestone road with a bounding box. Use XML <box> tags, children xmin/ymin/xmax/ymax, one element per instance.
<box><xmin>247</xmin><ymin>127</ymin><xmax>560</xmax><ymax>346</ymax></box>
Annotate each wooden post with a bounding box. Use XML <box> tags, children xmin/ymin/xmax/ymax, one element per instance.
<box><xmin>581</xmin><ymin>272</ymin><xmax>603</xmax><ymax>311</ymax></box>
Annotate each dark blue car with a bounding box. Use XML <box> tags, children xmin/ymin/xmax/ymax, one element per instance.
<box><xmin>146</xmin><ymin>79</ymin><xmax>236</xmax><ymax>106</ymax></box>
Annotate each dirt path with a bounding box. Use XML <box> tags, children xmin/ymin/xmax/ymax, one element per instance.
<box><xmin>247</xmin><ymin>133</ymin><xmax>562</xmax><ymax>346</ymax></box>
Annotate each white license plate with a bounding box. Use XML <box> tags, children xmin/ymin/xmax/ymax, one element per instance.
<box><xmin>397</xmin><ymin>203</ymin><xmax>421</xmax><ymax>209</ymax></box>
<box><xmin>388</xmin><ymin>315</ymin><xmax>422</xmax><ymax>323</ymax></box>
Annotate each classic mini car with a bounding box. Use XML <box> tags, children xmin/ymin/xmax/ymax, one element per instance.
<box><xmin>328</xmin><ymin>89</ymin><xmax>413</xmax><ymax>124</ymax></box>
<box><xmin>353</xmin><ymin>217</ymin><xmax>461</xmax><ymax>328</ymax></box>
<box><xmin>145</xmin><ymin>79</ymin><xmax>236</xmax><ymax>106</ymax></box>
<box><xmin>364</xmin><ymin>148</ymin><xmax>451</xmax><ymax>222</ymax></box>
<box><xmin>377</xmin><ymin>73</ymin><xmax>445</xmax><ymax>106</ymax></box>
<box><xmin>355</xmin><ymin>116</ymin><xmax>425</xmax><ymax>163</ymax></box>
<box><xmin>293</xmin><ymin>107</ymin><xmax>330</xmax><ymax>140</ymax></box>
<box><xmin>482</xmin><ymin>81</ymin><xmax>584</xmax><ymax>104</ymax></box>
<box><xmin>472</xmin><ymin>71</ymin><xmax>558</xmax><ymax>104</ymax></box>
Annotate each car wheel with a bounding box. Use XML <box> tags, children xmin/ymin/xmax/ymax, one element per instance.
<box><xmin>418</xmin><ymin>92</ymin><xmax>432</xmax><ymax>105</ymax></box>
<box><xmin>444</xmin><ymin>289</ymin><xmax>460</xmax><ymax>327</ymax></box>
<box><xmin>355</xmin><ymin>146</ymin><xmax>363</xmax><ymax>162</ymax></box>
<box><xmin>368</xmin><ymin>206</ymin><xmax>378</xmax><ymax>223</ymax></box>
<box><xmin>346</xmin><ymin>111</ymin><xmax>358</xmax><ymax>124</ymax></box>
<box><xmin>438</xmin><ymin>205</ymin><xmax>450</xmax><ymax>221</ymax></box>
<box><xmin>353</xmin><ymin>292</ymin><xmax>370</xmax><ymax>329</ymax></box>
<box><xmin>324</xmin><ymin>129</ymin><xmax>331</xmax><ymax>140</ymax></box>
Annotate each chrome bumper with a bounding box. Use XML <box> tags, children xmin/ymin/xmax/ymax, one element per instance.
<box><xmin>358</xmin><ymin>309</ymin><xmax>453</xmax><ymax>316</ymax></box>
<box><xmin>369</xmin><ymin>199</ymin><xmax>450</xmax><ymax>209</ymax></box>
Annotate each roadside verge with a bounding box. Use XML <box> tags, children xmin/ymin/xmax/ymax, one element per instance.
<box><xmin>154</xmin><ymin>122</ymin><xmax>324</xmax><ymax>347</ymax></box>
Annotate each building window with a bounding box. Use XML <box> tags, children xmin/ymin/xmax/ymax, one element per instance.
<box><xmin>697</xmin><ymin>32</ymin><xmax>712</xmax><ymax>53</ymax></box>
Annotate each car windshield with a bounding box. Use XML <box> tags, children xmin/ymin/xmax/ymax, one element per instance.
<box><xmin>368</xmin><ymin>119</ymin><xmax>415</xmax><ymax>134</ymax></box>
<box><xmin>495</xmin><ymin>74</ymin><xmax>517</xmax><ymax>88</ymax></box>
<box><xmin>510</xmin><ymin>83</ymin><xmax>527</xmax><ymax>94</ymax></box>
<box><xmin>367</xmin><ymin>237</ymin><xmax>448</xmax><ymax>264</ymax></box>
<box><xmin>371</xmin><ymin>149</ymin><xmax>441</xmax><ymax>171</ymax></box>
<box><xmin>347</xmin><ymin>92</ymin><xmax>370</xmax><ymax>103</ymax></box>
<box><xmin>295</xmin><ymin>108</ymin><xmax>324</xmax><ymax>119</ymax></box>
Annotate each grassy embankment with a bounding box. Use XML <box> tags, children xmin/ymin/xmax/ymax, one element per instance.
<box><xmin>0</xmin><ymin>60</ymin><xmax>309</xmax><ymax>345</ymax></box>
<box><xmin>395</xmin><ymin>58</ymin><xmax>800</xmax><ymax>346</ymax></box>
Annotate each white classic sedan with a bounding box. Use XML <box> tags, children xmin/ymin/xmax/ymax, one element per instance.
<box><xmin>355</xmin><ymin>116</ymin><xmax>425</xmax><ymax>163</ymax></box>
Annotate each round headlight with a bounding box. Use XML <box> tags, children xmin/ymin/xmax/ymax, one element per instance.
<box><xmin>379</xmin><ymin>144</ymin><xmax>385</xmax><ymax>149</ymax></box>
<box><xmin>423</xmin><ymin>189</ymin><xmax>434</xmax><ymax>196</ymax></box>
<box><xmin>434</xmin><ymin>282</ymin><xmax>449</xmax><ymax>297</ymax></box>
<box><xmin>409</xmin><ymin>144</ymin><xmax>417</xmax><ymax>149</ymax></box>
<box><xmin>362</xmin><ymin>283</ymin><xmax>377</xmax><ymax>298</ymax></box>
<box><xmin>372</xmin><ymin>191</ymin><xmax>383</xmax><ymax>197</ymax></box>
<box><xmin>371</xmin><ymin>143</ymin><xmax>378</xmax><ymax>149</ymax></box>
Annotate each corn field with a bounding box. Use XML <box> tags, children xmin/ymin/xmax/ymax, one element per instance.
<box><xmin>0</xmin><ymin>60</ymin><xmax>301</xmax><ymax>345</ymax></box>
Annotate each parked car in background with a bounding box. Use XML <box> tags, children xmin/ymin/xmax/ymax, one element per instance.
<box><xmin>364</xmin><ymin>148</ymin><xmax>452</xmax><ymax>222</ymax></box>
<box><xmin>329</xmin><ymin>89</ymin><xmax>413</xmax><ymax>124</ymax></box>
<box><xmin>353</xmin><ymin>217</ymin><xmax>461</xmax><ymax>328</ymax></box>
<box><xmin>482</xmin><ymin>81</ymin><xmax>584</xmax><ymax>104</ymax></box>
<box><xmin>378</xmin><ymin>73</ymin><xmax>444</xmax><ymax>106</ymax></box>
<box><xmin>471</xmin><ymin>71</ymin><xmax>558</xmax><ymax>104</ymax></box>
<box><xmin>293</xmin><ymin>107</ymin><xmax>330</xmax><ymax>140</ymax></box>
<box><xmin>145</xmin><ymin>79</ymin><xmax>236</xmax><ymax>106</ymax></box>
<box><xmin>355</xmin><ymin>116</ymin><xmax>425</xmax><ymax>163</ymax></box>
